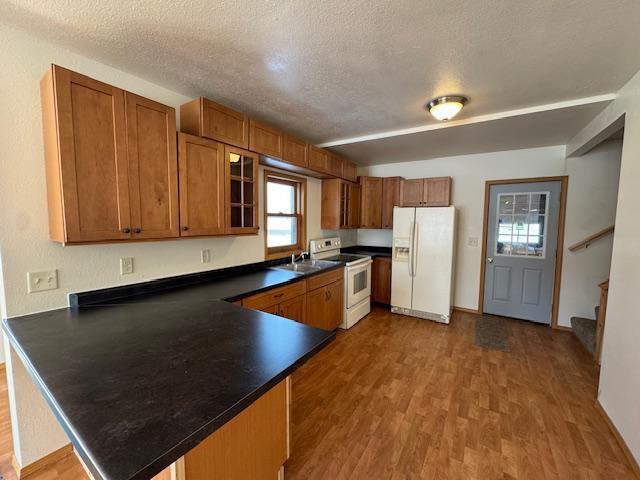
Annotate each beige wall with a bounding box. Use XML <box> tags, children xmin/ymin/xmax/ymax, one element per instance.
<box><xmin>568</xmin><ymin>68</ymin><xmax>640</xmax><ymax>467</ymax></box>
<box><xmin>357</xmin><ymin>145</ymin><xmax>569</xmax><ymax>312</ymax></box>
<box><xmin>358</xmin><ymin>142</ymin><xmax>622</xmax><ymax>327</ymax></box>
<box><xmin>0</xmin><ymin>24</ymin><xmax>354</xmax><ymax>466</ymax></box>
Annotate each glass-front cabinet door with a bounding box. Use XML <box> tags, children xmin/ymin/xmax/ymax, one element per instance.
<box><xmin>224</xmin><ymin>146</ymin><xmax>259</xmax><ymax>234</ymax></box>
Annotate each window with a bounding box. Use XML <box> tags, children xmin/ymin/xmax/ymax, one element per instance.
<box><xmin>495</xmin><ymin>192</ymin><xmax>549</xmax><ymax>258</ymax></box>
<box><xmin>264</xmin><ymin>171</ymin><xmax>306</xmax><ymax>258</ymax></box>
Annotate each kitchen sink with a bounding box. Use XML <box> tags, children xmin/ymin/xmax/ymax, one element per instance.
<box><xmin>273</xmin><ymin>259</ymin><xmax>340</xmax><ymax>273</ymax></box>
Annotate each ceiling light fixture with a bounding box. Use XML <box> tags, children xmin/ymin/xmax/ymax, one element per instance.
<box><xmin>426</xmin><ymin>95</ymin><xmax>468</xmax><ymax>121</ymax></box>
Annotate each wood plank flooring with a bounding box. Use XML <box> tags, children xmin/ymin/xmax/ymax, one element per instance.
<box><xmin>0</xmin><ymin>307</ymin><xmax>635</xmax><ymax>479</ymax></box>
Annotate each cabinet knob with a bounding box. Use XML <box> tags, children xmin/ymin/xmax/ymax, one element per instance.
<box><xmin>133</xmin><ymin>228</ymin><xmax>141</xmax><ymax>234</ymax></box>
<box><xmin>182</xmin><ymin>226</ymin><xmax>189</xmax><ymax>231</ymax></box>
<box><xmin>121</xmin><ymin>228</ymin><xmax>131</xmax><ymax>234</ymax></box>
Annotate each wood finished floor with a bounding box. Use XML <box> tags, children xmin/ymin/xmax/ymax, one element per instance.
<box><xmin>0</xmin><ymin>307</ymin><xmax>635</xmax><ymax>480</ymax></box>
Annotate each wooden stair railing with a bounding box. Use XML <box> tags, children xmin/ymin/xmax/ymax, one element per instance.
<box><xmin>568</xmin><ymin>225</ymin><xmax>615</xmax><ymax>252</ymax></box>
<box><xmin>595</xmin><ymin>280</ymin><xmax>609</xmax><ymax>365</ymax></box>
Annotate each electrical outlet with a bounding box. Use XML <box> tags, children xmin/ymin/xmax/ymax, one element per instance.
<box><xmin>201</xmin><ymin>249</ymin><xmax>211</xmax><ymax>263</ymax></box>
<box><xmin>120</xmin><ymin>257</ymin><xmax>134</xmax><ymax>275</ymax></box>
<box><xmin>467</xmin><ymin>237</ymin><xmax>479</xmax><ymax>247</ymax></box>
<box><xmin>27</xmin><ymin>270</ymin><xmax>58</xmax><ymax>293</ymax></box>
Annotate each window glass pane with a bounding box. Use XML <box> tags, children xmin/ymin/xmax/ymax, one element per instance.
<box><xmin>229</xmin><ymin>154</ymin><xmax>242</xmax><ymax>177</ymax></box>
<box><xmin>267</xmin><ymin>182</ymin><xmax>295</xmax><ymax>214</ymax></box>
<box><xmin>231</xmin><ymin>180</ymin><xmax>242</xmax><ymax>204</ymax></box>
<box><xmin>230</xmin><ymin>206</ymin><xmax>242</xmax><ymax>228</ymax></box>
<box><xmin>495</xmin><ymin>192</ymin><xmax>548</xmax><ymax>258</ymax></box>
<box><xmin>243</xmin><ymin>206</ymin><xmax>254</xmax><ymax>228</ymax></box>
<box><xmin>530</xmin><ymin>193</ymin><xmax>547</xmax><ymax>214</ymax></box>
<box><xmin>514</xmin><ymin>194</ymin><xmax>530</xmax><ymax>214</ymax></box>
<box><xmin>242</xmin><ymin>156</ymin><xmax>253</xmax><ymax>179</ymax></box>
<box><xmin>267</xmin><ymin>216</ymin><xmax>297</xmax><ymax>247</ymax></box>
<box><xmin>499</xmin><ymin>195</ymin><xmax>514</xmax><ymax>214</ymax></box>
<box><xmin>243</xmin><ymin>181</ymin><xmax>254</xmax><ymax>204</ymax></box>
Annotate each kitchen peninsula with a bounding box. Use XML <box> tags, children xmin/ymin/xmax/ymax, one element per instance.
<box><xmin>2</xmin><ymin>261</ymin><xmax>340</xmax><ymax>480</ymax></box>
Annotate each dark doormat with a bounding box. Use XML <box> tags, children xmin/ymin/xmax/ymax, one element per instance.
<box><xmin>474</xmin><ymin>314</ymin><xmax>510</xmax><ymax>352</ymax></box>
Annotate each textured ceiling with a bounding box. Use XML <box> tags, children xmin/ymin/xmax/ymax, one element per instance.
<box><xmin>330</xmin><ymin>100</ymin><xmax>611</xmax><ymax>165</ymax></box>
<box><xmin>2</xmin><ymin>0</ymin><xmax>640</xmax><ymax>151</ymax></box>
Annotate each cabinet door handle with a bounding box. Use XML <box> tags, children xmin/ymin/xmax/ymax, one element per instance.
<box><xmin>182</xmin><ymin>226</ymin><xmax>189</xmax><ymax>231</ymax></box>
<box><xmin>133</xmin><ymin>228</ymin><xmax>141</xmax><ymax>234</ymax></box>
<box><xmin>274</xmin><ymin>293</ymin><xmax>284</xmax><ymax>298</ymax></box>
<box><xmin>121</xmin><ymin>228</ymin><xmax>131</xmax><ymax>234</ymax></box>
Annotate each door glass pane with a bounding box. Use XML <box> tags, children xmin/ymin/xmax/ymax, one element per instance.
<box><xmin>499</xmin><ymin>195</ymin><xmax>514</xmax><ymax>214</ymax></box>
<box><xmin>230</xmin><ymin>206</ymin><xmax>242</xmax><ymax>227</ymax></box>
<box><xmin>229</xmin><ymin>153</ymin><xmax>242</xmax><ymax>177</ymax></box>
<box><xmin>243</xmin><ymin>206</ymin><xmax>254</xmax><ymax>228</ymax></box>
<box><xmin>495</xmin><ymin>192</ymin><xmax>548</xmax><ymax>258</ymax></box>
<box><xmin>267</xmin><ymin>216</ymin><xmax>296</xmax><ymax>247</ymax></box>
<box><xmin>243</xmin><ymin>181</ymin><xmax>254</xmax><ymax>204</ymax></box>
<box><xmin>514</xmin><ymin>194</ymin><xmax>530</xmax><ymax>214</ymax></box>
<box><xmin>267</xmin><ymin>182</ymin><xmax>295</xmax><ymax>214</ymax></box>
<box><xmin>353</xmin><ymin>270</ymin><xmax>368</xmax><ymax>294</ymax></box>
<box><xmin>230</xmin><ymin>180</ymin><xmax>242</xmax><ymax>204</ymax></box>
<box><xmin>242</xmin><ymin>156</ymin><xmax>253</xmax><ymax>179</ymax></box>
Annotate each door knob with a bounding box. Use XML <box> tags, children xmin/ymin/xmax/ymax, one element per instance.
<box><xmin>182</xmin><ymin>226</ymin><xmax>189</xmax><ymax>231</ymax></box>
<box><xmin>133</xmin><ymin>228</ymin><xmax>141</xmax><ymax>234</ymax></box>
<box><xmin>487</xmin><ymin>257</ymin><xmax>494</xmax><ymax>263</ymax></box>
<box><xmin>121</xmin><ymin>228</ymin><xmax>131</xmax><ymax>234</ymax></box>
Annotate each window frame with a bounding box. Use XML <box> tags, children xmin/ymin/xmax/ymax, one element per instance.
<box><xmin>264</xmin><ymin>170</ymin><xmax>307</xmax><ymax>259</ymax></box>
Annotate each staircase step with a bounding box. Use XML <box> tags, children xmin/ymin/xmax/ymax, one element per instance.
<box><xmin>570</xmin><ymin>316</ymin><xmax>596</xmax><ymax>356</ymax></box>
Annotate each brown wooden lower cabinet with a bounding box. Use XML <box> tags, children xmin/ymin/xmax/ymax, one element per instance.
<box><xmin>278</xmin><ymin>295</ymin><xmax>307</xmax><ymax>323</ymax></box>
<box><xmin>151</xmin><ymin>377</ymin><xmax>290</xmax><ymax>480</ymax></box>
<box><xmin>305</xmin><ymin>280</ymin><xmax>343</xmax><ymax>330</ymax></box>
<box><xmin>371</xmin><ymin>256</ymin><xmax>392</xmax><ymax>305</ymax></box>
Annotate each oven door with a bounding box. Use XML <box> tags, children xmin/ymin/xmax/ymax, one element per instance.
<box><xmin>346</xmin><ymin>260</ymin><xmax>372</xmax><ymax>308</ymax></box>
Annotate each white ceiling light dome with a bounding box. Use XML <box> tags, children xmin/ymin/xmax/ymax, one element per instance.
<box><xmin>426</xmin><ymin>96</ymin><xmax>468</xmax><ymax>121</ymax></box>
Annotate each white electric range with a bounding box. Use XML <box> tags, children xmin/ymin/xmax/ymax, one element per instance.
<box><xmin>309</xmin><ymin>237</ymin><xmax>372</xmax><ymax>329</ymax></box>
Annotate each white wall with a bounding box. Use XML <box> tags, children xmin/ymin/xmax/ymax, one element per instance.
<box><xmin>568</xmin><ymin>69</ymin><xmax>640</xmax><ymax>466</ymax></box>
<box><xmin>557</xmin><ymin>140</ymin><xmax>621</xmax><ymax>326</ymax></box>
<box><xmin>0</xmin><ymin>24</ymin><xmax>349</xmax><ymax>466</ymax></box>
<box><xmin>358</xmin><ymin>146</ymin><xmax>569</xmax><ymax>311</ymax></box>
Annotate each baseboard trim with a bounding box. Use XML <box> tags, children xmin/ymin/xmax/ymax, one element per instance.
<box><xmin>11</xmin><ymin>444</ymin><xmax>74</xmax><ymax>479</ymax></box>
<box><xmin>595</xmin><ymin>399</ymin><xmax>640</xmax><ymax>479</ymax></box>
<box><xmin>553</xmin><ymin>324</ymin><xmax>573</xmax><ymax>332</ymax></box>
<box><xmin>453</xmin><ymin>306</ymin><xmax>479</xmax><ymax>314</ymax></box>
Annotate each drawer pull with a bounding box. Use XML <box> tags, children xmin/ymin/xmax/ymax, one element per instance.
<box><xmin>274</xmin><ymin>293</ymin><xmax>284</xmax><ymax>298</ymax></box>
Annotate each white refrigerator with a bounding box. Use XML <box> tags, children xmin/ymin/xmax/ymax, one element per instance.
<box><xmin>390</xmin><ymin>206</ymin><xmax>457</xmax><ymax>324</ymax></box>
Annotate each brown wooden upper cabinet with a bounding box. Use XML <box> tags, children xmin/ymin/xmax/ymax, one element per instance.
<box><xmin>309</xmin><ymin>146</ymin><xmax>329</xmax><ymax>174</ymax></box>
<box><xmin>359</xmin><ymin>176</ymin><xmax>383</xmax><ymax>229</ymax></box>
<box><xmin>400</xmin><ymin>177</ymin><xmax>451</xmax><ymax>207</ymax></box>
<box><xmin>225</xmin><ymin>146</ymin><xmax>260</xmax><ymax>234</ymax></box>
<box><xmin>342</xmin><ymin>160</ymin><xmax>357</xmax><ymax>182</ymax></box>
<box><xmin>180</xmin><ymin>97</ymin><xmax>249</xmax><ymax>149</ymax></box>
<box><xmin>382</xmin><ymin>177</ymin><xmax>402</xmax><ymax>229</ymax></box>
<box><xmin>249</xmin><ymin>119</ymin><xmax>284</xmax><ymax>159</ymax></box>
<box><xmin>178</xmin><ymin>133</ymin><xmax>225</xmax><ymax>236</ymax></box>
<box><xmin>328</xmin><ymin>153</ymin><xmax>343</xmax><ymax>178</ymax></box>
<box><xmin>282</xmin><ymin>134</ymin><xmax>308</xmax><ymax>168</ymax></box>
<box><xmin>41</xmin><ymin>65</ymin><xmax>178</xmax><ymax>244</ymax></box>
<box><xmin>321</xmin><ymin>179</ymin><xmax>360</xmax><ymax>229</ymax></box>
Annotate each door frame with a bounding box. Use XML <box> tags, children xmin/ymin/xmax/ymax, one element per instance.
<box><xmin>478</xmin><ymin>176</ymin><xmax>569</xmax><ymax>329</ymax></box>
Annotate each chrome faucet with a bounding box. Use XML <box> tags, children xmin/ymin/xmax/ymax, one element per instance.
<box><xmin>291</xmin><ymin>251</ymin><xmax>309</xmax><ymax>263</ymax></box>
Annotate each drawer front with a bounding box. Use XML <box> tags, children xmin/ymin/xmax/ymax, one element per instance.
<box><xmin>242</xmin><ymin>280</ymin><xmax>307</xmax><ymax>310</ymax></box>
<box><xmin>306</xmin><ymin>268</ymin><xmax>344</xmax><ymax>291</ymax></box>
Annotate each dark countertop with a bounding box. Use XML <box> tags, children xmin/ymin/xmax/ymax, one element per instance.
<box><xmin>342</xmin><ymin>245</ymin><xmax>392</xmax><ymax>258</ymax></box>
<box><xmin>2</xmin><ymin>263</ymin><xmax>340</xmax><ymax>480</ymax></box>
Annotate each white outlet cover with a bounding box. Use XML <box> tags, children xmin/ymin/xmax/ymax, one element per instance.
<box><xmin>467</xmin><ymin>237</ymin><xmax>479</xmax><ymax>247</ymax></box>
<box><xmin>27</xmin><ymin>270</ymin><xmax>58</xmax><ymax>293</ymax></box>
<box><xmin>201</xmin><ymin>249</ymin><xmax>211</xmax><ymax>263</ymax></box>
<box><xmin>120</xmin><ymin>257</ymin><xmax>134</xmax><ymax>275</ymax></box>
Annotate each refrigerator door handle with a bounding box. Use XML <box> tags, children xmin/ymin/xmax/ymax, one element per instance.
<box><xmin>412</xmin><ymin>221</ymin><xmax>419</xmax><ymax>277</ymax></box>
<box><xmin>408</xmin><ymin>221</ymin><xmax>415</xmax><ymax>277</ymax></box>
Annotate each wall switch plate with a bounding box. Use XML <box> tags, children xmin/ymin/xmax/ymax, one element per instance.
<box><xmin>27</xmin><ymin>270</ymin><xmax>58</xmax><ymax>293</ymax></box>
<box><xmin>201</xmin><ymin>249</ymin><xmax>211</xmax><ymax>263</ymax></box>
<box><xmin>467</xmin><ymin>237</ymin><xmax>479</xmax><ymax>247</ymax></box>
<box><xmin>120</xmin><ymin>257</ymin><xmax>134</xmax><ymax>275</ymax></box>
